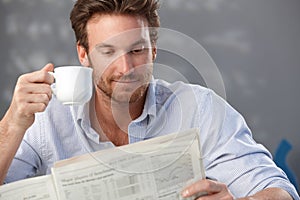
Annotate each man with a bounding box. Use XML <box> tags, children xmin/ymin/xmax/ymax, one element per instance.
<box><xmin>0</xmin><ymin>0</ymin><xmax>299</xmax><ymax>199</ymax></box>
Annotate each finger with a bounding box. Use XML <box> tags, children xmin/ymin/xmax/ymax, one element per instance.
<box><xmin>14</xmin><ymin>92</ymin><xmax>51</xmax><ymax>108</ymax></box>
<box><xmin>15</xmin><ymin>83</ymin><xmax>53</xmax><ymax>100</ymax></box>
<box><xmin>41</xmin><ymin>63</ymin><xmax>55</xmax><ymax>84</ymax></box>
<box><xmin>25</xmin><ymin>93</ymin><xmax>51</xmax><ymax>105</ymax></box>
<box><xmin>41</xmin><ymin>63</ymin><xmax>54</xmax><ymax>72</ymax></box>
<box><xmin>20</xmin><ymin>102</ymin><xmax>48</xmax><ymax>116</ymax></box>
<box><xmin>195</xmin><ymin>191</ymin><xmax>234</xmax><ymax>200</ymax></box>
<box><xmin>20</xmin><ymin>64</ymin><xmax>54</xmax><ymax>84</ymax></box>
<box><xmin>181</xmin><ymin>179</ymin><xmax>222</xmax><ymax>198</ymax></box>
<box><xmin>27</xmin><ymin>83</ymin><xmax>52</xmax><ymax>99</ymax></box>
<box><xmin>13</xmin><ymin>98</ymin><xmax>48</xmax><ymax>117</ymax></box>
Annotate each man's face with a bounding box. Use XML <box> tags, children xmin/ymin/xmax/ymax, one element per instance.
<box><xmin>85</xmin><ymin>14</ymin><xmax>155</xmax><ymax>104</ymax></box>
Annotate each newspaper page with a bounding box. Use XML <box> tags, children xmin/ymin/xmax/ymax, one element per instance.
<box><xmin>52</xmin><ymin>128</ymin><xmax>205</xmax><ymax>200</ymax></box>
<box><xmin>0</xmin><ymin>175</ymin><xmax>58</xmax><ymax>200</ymax></box>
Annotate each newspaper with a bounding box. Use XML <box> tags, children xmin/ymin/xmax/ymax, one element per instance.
<box><xmin>0</xmin><ymin>175</ymin><xmax>57</xmax><ymax>200</ymax></box>
<box><xmin>0</xmin><ymin>128</ymin><xmax>205</xmax><ymax>200</ymax></box>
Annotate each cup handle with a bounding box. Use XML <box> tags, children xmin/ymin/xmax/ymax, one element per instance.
<box><xmin>48</xmin><ymin>72</ymin><xmax>57</xmax><ymax>96</ymax></box>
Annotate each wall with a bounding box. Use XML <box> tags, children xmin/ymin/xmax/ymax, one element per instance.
<box><xmin>0</xmin><ymin>0</ymin><xmax>299</xmax><ymax>191</ymax></box>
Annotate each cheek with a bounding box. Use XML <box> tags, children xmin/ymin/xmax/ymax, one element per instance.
<box><xmin>89</xmin><ymin>58</ymin><xmax>113</xmax><ymax>83</ymax></box>
<box><xmin>88</xmin><ymin>51</ymin><xmax>113</xmax><ymax>72</ymax></box>
<box><xmin>133</xmin><ymin>53</ymin><xmax>153</xmax><ymax>69</ymax></box>
<box><xmin>134</xmin><ymin>63</ymin><xmax>153</xmax><ymax>82</ymax></box>
<box><xmin>92</xmin><ymin>67</ymin><xmax>108</xmax><ymax>84</ymax></box>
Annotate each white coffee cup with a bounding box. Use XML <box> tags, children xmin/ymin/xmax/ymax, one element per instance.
<box><xmin>49</xmin><ymin>66</ymin><xmax>93</xmax><ymax>105</ymax></box>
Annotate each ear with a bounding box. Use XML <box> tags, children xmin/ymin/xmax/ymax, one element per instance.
<box><xmin>77</xmin><ymin>43</ymin><xmax>90</xmax><ymax>67</ymax></box>
<box><xmin>152</xmin><ymin>46</ymin><xmax>157</xmax><ymax>61</ymax></box>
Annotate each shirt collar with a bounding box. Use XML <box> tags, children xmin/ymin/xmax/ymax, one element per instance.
<box><xmin>132</xmin><ymin>77</ymin><xmax>157</xmax><ymax>123</ymax></box>
<box><xmin>72</xmin><ymin>101</ymin><xmax>90</xmax><ymax>124</ymax></box>
<box><xmin>70</xmin><ymin>96</ymin><xmax>101</xmax><ymax>143</ymax></box>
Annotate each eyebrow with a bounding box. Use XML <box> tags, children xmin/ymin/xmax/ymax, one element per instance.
<box><xmin>94</xmin><ymin>43</ymin><xmax>114</xmax><ymax>49</ymax></box>
<box><xmin>94</xmin><ymin>38</ymin><xmax>149</xmax><ymax>49</ymax></box>
<box><xmin>131</xmin><ymin>38</ymin><xmax>148</xmax><ymax>46</ymax></box>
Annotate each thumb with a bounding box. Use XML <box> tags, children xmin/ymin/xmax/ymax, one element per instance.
<box><xmin>41</xmin><ymin>63</ymin><xmax>54</xmax><ymax>72</ymax></box>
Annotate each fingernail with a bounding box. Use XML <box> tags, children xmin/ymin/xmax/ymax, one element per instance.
<box><xmin>181</xmin><ymin>189</ymin><xmax>189</xmax><ymax>197</ymax></box>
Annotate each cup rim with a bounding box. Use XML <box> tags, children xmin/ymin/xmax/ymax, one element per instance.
<box><xmin>54</xmin><ymin>66</ymin><xmax>93</xmax><ymax>71</ymax></box>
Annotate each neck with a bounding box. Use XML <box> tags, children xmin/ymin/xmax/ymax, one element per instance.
<box><xmin>92</xmin><ymin>88</ymin><xmax>147</xmax><ymax>146</ymax></box>
<box><xmin>96</xmin><ymin>89</ymin><xmax>146</xmax><ymax>123</ymax></box>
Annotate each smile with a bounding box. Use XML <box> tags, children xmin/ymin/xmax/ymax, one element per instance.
<box><xmin>113</xmin><ymin>79</ymin><xmax>139</xmax><ymax>84</ymax></box>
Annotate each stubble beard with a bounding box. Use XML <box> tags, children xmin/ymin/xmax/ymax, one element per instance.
<box><xmin>96</xmin><ymin>68</ymin><xmax>152</xmax><ymax>104</ymax></box>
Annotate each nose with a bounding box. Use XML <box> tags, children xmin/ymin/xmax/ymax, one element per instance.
<box><xmin>114</xmin><ymin>52</ymin><xmax>133</xmax><ymax>75</ymax></box>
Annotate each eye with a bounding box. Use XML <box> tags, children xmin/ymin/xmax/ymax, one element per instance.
<box><xmin>101</xmin><ymin>48</ymin><xmax>115</xmax><ymax>56</ymax></box>
<box><xmin>131</xmin><ymin>46</ymin><xmax>147</xmax><ymax>55</ymax></box>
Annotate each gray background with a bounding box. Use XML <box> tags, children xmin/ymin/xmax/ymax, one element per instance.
<box><xmin>0</xmin><ymin>0</ymin><xmax>299</xmax><ymax>190</ymax></box>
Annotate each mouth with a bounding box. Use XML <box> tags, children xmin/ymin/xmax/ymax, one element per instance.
<box><xmin>113</xmin><ymin>79</ymin><xmax>139</xmax><ymax>84</ymax></box>
<box><xmin>111</xmin><ymin>75</ymin><xmax>140</xmax><ymax>84</ymax></box>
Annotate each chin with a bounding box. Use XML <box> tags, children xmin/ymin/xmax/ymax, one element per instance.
<box><xmin>112</xmin><ymin>86</ymin><xmax>147</xmax><ymax>104</ymax></box>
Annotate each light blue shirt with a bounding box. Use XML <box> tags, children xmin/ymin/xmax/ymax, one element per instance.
<box><xmin>6</xmin><ymin>79</ymin><xmax>299</xmax><ymax>199</ymax></box>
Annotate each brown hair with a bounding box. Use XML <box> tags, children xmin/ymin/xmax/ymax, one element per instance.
<box><xmin>70</xmin><ymin>0</ymin><xmax>160</xmax><ymax>52</ymax></box>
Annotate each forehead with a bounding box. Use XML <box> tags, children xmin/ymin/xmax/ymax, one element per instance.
<box><xmin>86</xmin><ymin>14</ymin><xmax>151</xmax><ymax>50</ymax></box>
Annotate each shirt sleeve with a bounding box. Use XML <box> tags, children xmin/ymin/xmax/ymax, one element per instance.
<box><xmin>4</xmin><ymin>115</ymin><xmax>44</xmax><ymax>183</ymax></box>
<box><xmin>5</xmin><ymin>140</ymin><xmax>42</xmax><ymax>183</ymax></box>
<box><xmin>199</xmin><ymin>89</ymin><xmax>299</xmax><ymax>199</ymax></box>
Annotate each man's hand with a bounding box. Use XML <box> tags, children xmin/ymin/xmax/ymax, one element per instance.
<box><xmin>5</xmin><ymin>63</ymin><xmax>54</xmax><ymax>132</ymax></box>
<box><xmin>0</xmin><ymin>63</ymin><xmax>55</xmax><ymax>184</ymax></box>
<box><xmin>181</xmin><ymin>179</ymin><xmax>294</xmax><ymax>200</ymax></box>
<box><xmin>181</xmin><ymin>179</ymin><xmax>234</xmax><ymax>200</ymax></box>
